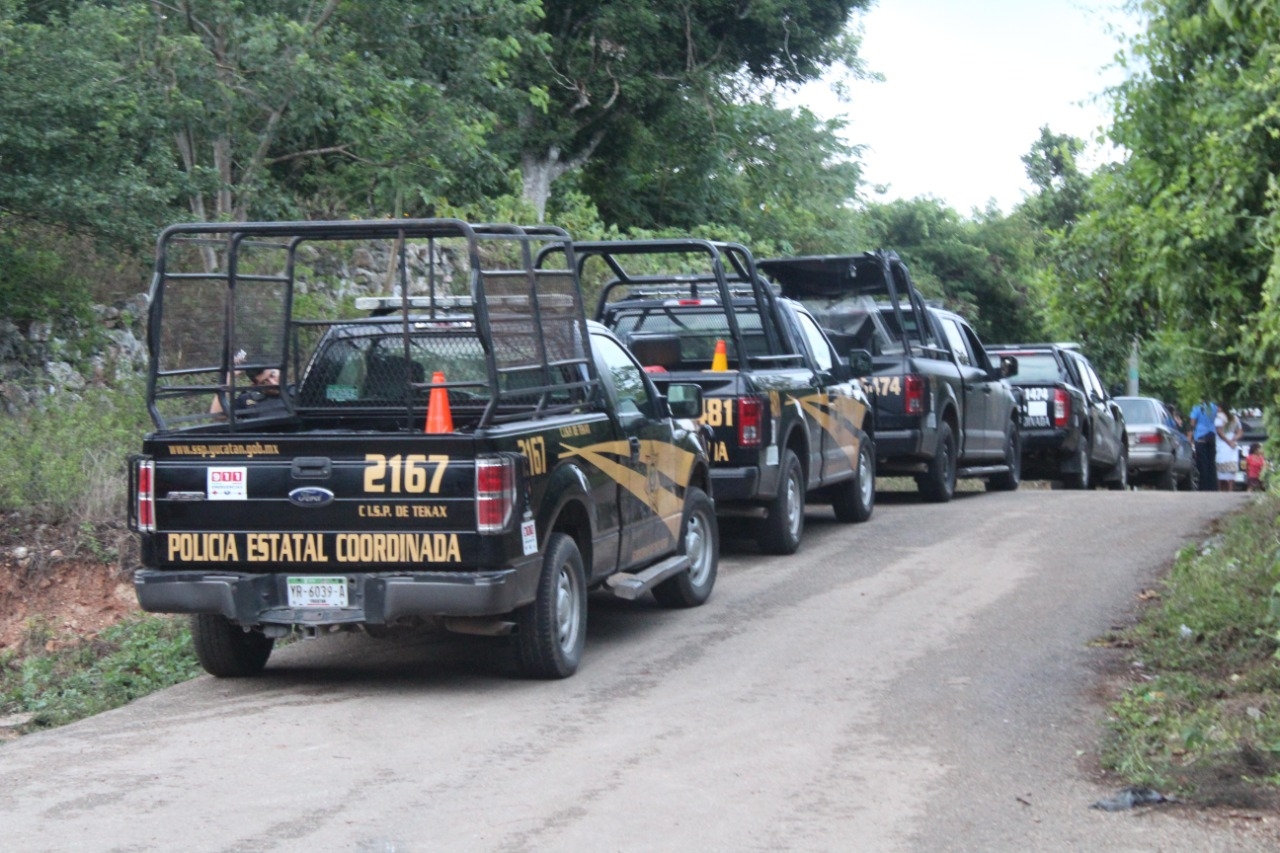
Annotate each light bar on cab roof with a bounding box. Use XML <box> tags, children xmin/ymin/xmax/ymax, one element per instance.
<box><xmin>355</xmin><ymin>295</ymin><xmax>477</xmax><ymax>311</ymax></box>
<box><xmin>356</xmin><ymin>292</ymin><xmax>578</xmax><ymax>312</ymax></box>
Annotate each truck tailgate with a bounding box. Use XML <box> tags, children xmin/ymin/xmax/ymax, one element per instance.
<box><xmin>142</xmin><ymin>433</ymin><xmax>483</xmax><ymax>570</ymax></box>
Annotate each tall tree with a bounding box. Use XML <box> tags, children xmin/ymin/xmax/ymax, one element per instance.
<box><xmin>1057</xmin><ymin>0</ymin><xmax>1280</xmax><ymax>411</ymax></box>
<box><xmin>0</xmin><ymin>2</ymin><xmax>179</xmax><ymax>244</ymax></box>
<box><xmin>136</xmin><ymin>0</ymin><xmax>546</xmax><ymax>222</ymax></box>
<box><xmin>494</xmin><ymin>0</ymin><xmax>871</xmax><ymax>220</ymax></box>
<box><xmin>0</xmin><ymin>0</ymin><xmax>548</xmax><ymax>240</ymax></box>
<box><xmin>580</xmin><ymin>95</ymin><xmax>863</xmax><ymax>251</ymax></box>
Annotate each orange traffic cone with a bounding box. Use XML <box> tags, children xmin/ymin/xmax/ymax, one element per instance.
<box><xmin>424</xmin><ymin>371</ymin><xmax>454</xmax><ymax>433</ymax></box>
<box><xmin>710</xmin><ymin>339</ymin><xmax>729</xmax><ymax>371</ymax></box>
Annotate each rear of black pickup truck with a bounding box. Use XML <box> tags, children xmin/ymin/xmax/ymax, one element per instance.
<box><xmin>129</xmin><ymin>219</ymin><xmax>716</xmax><ymax>679</ymax></box>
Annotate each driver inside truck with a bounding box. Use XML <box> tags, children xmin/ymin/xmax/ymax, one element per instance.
<box><xmin>210</xmin><ymin>361</ymin><xmax>285</xmax><ymax>418</ymax></box>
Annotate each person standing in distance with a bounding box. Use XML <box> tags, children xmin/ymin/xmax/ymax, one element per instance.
<box><xmin>1187</xmin><ymin>399</ymin><xmax>1219</xmax><ymax>492</ymax></box>
<box><xmin>1214</xmin><ymin>408</ymin><xmax>1243</xmax><ymax>492</ymax></box>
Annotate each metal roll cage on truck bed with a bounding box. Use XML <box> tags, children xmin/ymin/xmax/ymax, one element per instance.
<box><xmin>129</xmin><ymin>219</ymin><xmax>718</xmax><ymax>679</ymax></box>
<box><xmin>546</xmin><ymin>238</ymin><xmax>877</xmax><ymax>556</ymax></box>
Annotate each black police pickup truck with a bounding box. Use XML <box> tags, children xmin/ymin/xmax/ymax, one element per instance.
<box><xmin>128</xmin><ymin>219</ymin><xmax>717</xmax><ymax>679</ymax></box>
<box><xmin>758</xmin><ymin>251</ymin><xmax>1022</xmax><ymax>502</ymax></box>
<box><xmin>568</xmin><ymin>239</ymin><xmax>875</xmax><ymax>555</ymax></box>
<box><xmin>986</xmin><ymin>343</ymin><xmax>1128</xmax><ymax>489</ymax></box>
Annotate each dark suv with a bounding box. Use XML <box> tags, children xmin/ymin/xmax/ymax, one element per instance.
<box><xmin>987</xmin><ymin>343</ymin><xmax>1128</xmax><ymax>489</ymax></box>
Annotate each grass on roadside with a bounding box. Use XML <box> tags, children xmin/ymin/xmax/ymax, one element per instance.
<box><xmin>1101</xmin><ymin>493</ymin><xmax>1280</xmax><ymax>806</ymax></box>
<box><xmin>0</xmin><ymin>614</ymin><xmax>202</xmax><ymax>737</ymax></box>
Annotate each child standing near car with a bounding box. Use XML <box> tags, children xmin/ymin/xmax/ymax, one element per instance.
<box><xmin>1246</xmin><ymin>443</ymin><xmax>1267</xmax><ymax>491</ymax></box>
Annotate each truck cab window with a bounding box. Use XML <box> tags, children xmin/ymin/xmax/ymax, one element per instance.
<box><xmin>796</xmin><ymin>311</ymin><xmax>834</xmax><ymax>372</ymax></box>
<box><xmin>592</xmin><ymin>333</ymin><xmax>652</xmax><ymax>417</ymax></box>
<box><xmin>939</xmin><ymin>317</ymin><xmax>973</xmax><ymax>366</ymax></box>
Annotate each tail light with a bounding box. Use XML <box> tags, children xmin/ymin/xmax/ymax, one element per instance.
<box><xmin>738</xmin><ymin>397</ymin><xmax>763</xmax><ymax>447</ymax></box>
<box><xmin>133</xmin><ymin>456</ymin><xmax>155</xmax><ymax>533</ymax></box>
<box><xmin>476</xmin><ymin>456</ymin><xmax>516</xmax><ymax>534</ymax></box>
<box><xmin>1053</xmin><ymin>388</ymin><xmax>1070</xmax><ymax>427</ymax></box>
<box><xmin>1136</xmin><ymin>433</ymin><xmax>1165</xmax><ymax>448</ymax></box>
<box><xmin>904</xmin><ymin>374</ymin><xmax>925</xmax><ymax>416</ymax></box>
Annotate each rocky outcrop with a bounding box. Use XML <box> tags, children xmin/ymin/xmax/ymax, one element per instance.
<box><xmin>0</xmin><ymin>293</ymin><xmax>150</xmax><ymax>413</ymax></box>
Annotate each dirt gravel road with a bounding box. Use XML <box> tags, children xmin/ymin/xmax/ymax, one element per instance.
<box><xmin>1</xmin><ymin>488</ymin><xmax>1274</xmax><ymax>852</ymax></box>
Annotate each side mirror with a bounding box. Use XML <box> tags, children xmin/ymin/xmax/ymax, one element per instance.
<box><xmin>846</xmin><ymin>349</ymin><xmax>874</xmax><ymax>378</ymax></box>
<box><xmin>999</xmin><ymin>354</ymin><xmax>1018</xmax><ymax>378</ymax></box>
<box><xmin>666</xmin><ymin>383</ymin><xmax>703</xmax><ymax>420</ymax></box>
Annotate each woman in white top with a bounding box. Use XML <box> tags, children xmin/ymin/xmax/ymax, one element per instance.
<box><xmin>1214</xmin><ymin>409</ymin><xmax>1242</xmax><ymax>492</ymax></box>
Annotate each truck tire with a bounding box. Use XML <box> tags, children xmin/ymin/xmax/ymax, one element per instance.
<box><xmin>514</xmin><ymin>532</ymin><xmax>587</xmax><ymax>679</ymax></box>
<box><xmin>758</xmin><ymin>448</ymin><xmax>805</xmax><ymax>555</ymax></box>
<box><xmin>986</xmin><ymin>426</ymin><xmax>1022</xmax><ymax>492</ymax></box>
<box><xmin>917</xmin><ymin>421</ymin><xmax>957</xmax><ymax>503</ymax></box>
<box><xmin>1106</xmin><ymin>448</ymin><xmax>1129</xmax><ymax>491</ymax></box>
<box><xmin>653</xmin><ymin>487</ymin><xmax>719</xmax><ymax>608</ymax></box>
<box><xmin>831</xmin><ymin>437</ymin><xmax>875</xmax><ymax>523</ymax></box>
<box><xmin>1063</xmin><ymin>436</ymin><xmax>1091</xmax><ymax>490</ymax></box>
<box><xmin>190</xmin><ymin>614</ymin><xmax>274</xmax><ymax>678</ymax></box>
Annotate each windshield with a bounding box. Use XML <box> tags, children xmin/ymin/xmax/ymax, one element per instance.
<box><xmin>1117</xmin><ymin>398</ymin><xmax>1161</xmax><ymax>425</ymax></box>
<box><xmin>1002</xmin><ymin>353</ymin><xmax>1063</xmax><ymax>384</ymax></box>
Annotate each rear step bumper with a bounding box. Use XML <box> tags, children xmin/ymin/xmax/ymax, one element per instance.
<box><xmin>134</xmin><ymin>567</ymin><xmax>536</xmax><ymax>627</ymax></box>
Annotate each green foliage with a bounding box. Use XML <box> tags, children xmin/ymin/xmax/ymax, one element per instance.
<box><xmin>1101</xmin><ymin>496</ymin><xmax>1280</xmax><ymax>792</ymax></box>
<box><xmin>854</xmin><ymin>197</ymin><xmax>1045</xmax><ymax>345</ymax></box>
<box><xmin>0</xmin><ymin>381</ymin><xmax>151</xmax><ymax>525</ymax></box>
<box><xmin>0</xmin><ymin>614</ymin><xmax>201</xmax><ymax>733</ymax></box>
<box><xmin>1046</xmin><ymin>1</ymin><xmax>1280</xmax><ymax>414</ymax></box>
<box><xmin>0</xmin><ymin>233</ymin><xmax>92</xmax><ymax>328</ymax></box>
<box><xmin>496</xmin><ymin>0</ymin><xmax>872</xmax><ymax>216</ymax></box>
<box><xmin>581</xmin><ymin>97</ymin><xmax>864</xmax><ymax>253</ymax></box>
<box><xmin>0</xmin><ymin>3</ymin><xmax>181</xmax><ymax>246</ymax></box>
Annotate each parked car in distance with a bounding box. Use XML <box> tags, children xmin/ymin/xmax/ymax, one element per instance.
<box><xmin>1116</xmin><ymin>396</ymin><xmax>1197</xmax><ymax>491</ymax></box>
<box><xmin>987</xmin><ymin>343</ymin><xmax>1128</xmax><ymax>489</ymax></box>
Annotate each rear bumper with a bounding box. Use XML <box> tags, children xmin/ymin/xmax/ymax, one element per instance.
<box><xmin>1126</xmin><ymin>447</ymin><xmax>1174</xmax><ymax>473</ymax></box>
<box><xmin>875</xmin><ymin>428</ymin><xmax>929</xmax><ymax>474</ymax></box>
<box><xmin>710</xmin><ymin>466</ymin><xmax>762</xmax><ymax>502</ymax></box>
<box><xmin>1020</xmin><ymin>427</ymin><xmax>1076</xmax><ymax>454</ymax></box>
<box><xmin>134</xmin><ymin>567</ymin><xmax>538</xmax><ymax>627</ymax></box>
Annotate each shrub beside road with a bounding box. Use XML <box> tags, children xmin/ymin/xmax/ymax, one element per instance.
<box><xmin>1100</xmin><ymin>494</ymin><xmax>1280</xmax><ymax>806</ymax></box>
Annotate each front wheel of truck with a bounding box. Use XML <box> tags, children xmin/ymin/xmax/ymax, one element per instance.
<box><xmin>514</xmin><ymin>532</ymin><xmax>587</xmax><ymax>679</ymax></box>
<box><xmin>653</xmin><ymin>487</ymin><xmax>719</xmax><ymax>608</ymax></box>
<box><xmin>831</xmin><ymin>437</ymin><xmax>875</xmax><ymax>523</ymax></box>
<box><xmin>190</xmin><ymin>614</ymin><xmax>274</xmax><ymax>677</ymax></box>
<box><xmin>986</xmin><ymin>426</ymin><xmax>1022</xmax><ymax>492</ymax></box>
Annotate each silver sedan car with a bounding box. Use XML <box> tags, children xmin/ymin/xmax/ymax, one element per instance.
<box><xmin>1116</xmin><ymin>396</ymin><xmax>1197</xmax><ymax>490</ymax></box>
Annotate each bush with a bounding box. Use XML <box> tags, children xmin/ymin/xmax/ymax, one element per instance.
<box><xmin>0</xmin><ymin>614</ymin><xmax>201</xmax><ymax>733</ymax></box>
<box><xmin>0</xmin><ymin>381</ymin><xmax>151</xmax><ymax>526</ymax></box>
<box><xmin>1101</xmin><ymin>496</ymin><xmax>1280</xmax><ymax>798</ymax></box>
<box><xmin>0</xmin><ymin>237</ymin><xmax>94</xmax><ymax>329</ymax></box>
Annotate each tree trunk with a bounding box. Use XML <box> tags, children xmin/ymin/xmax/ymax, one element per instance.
<box><xmin>520</xmin><ymin>150</ymin><xmax>565</xmax><ymax>223</ymax></box>
<box><xmin>520</xmin><ymin>132</ymin><xmax>606</xmax><ymax>222</ymax></box>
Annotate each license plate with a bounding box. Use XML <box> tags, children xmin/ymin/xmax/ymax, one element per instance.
<box><xmin>286</xmin><ymin>576</ymin><xmax>348</xmax><ymax>607</ymax></box>
<box><xmin>1027</xmin><ymin>400</ymin><xmax>1048</xmax><ymax>419</ymax></box>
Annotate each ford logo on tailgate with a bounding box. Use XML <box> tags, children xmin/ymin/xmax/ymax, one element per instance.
<box><xmin>288</xmin><ymin>487</ymin><xmax>335</xmax><ymax>507</ymax></box>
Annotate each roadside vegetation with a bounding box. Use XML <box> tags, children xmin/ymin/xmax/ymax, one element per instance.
<box><xmin>0</xmin><ymin>381</ymin><xmax>150</xmax><ymax>538</ymax></box>
<box><xmin>1101</xmin><ymin>493</ymin><xmax>1280</xmax><ymax>806</ymax></box>
<box><xmin>1</xmin><ymin>614</ymin><xmax>200</xmax><ymax>736</ymax></box>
